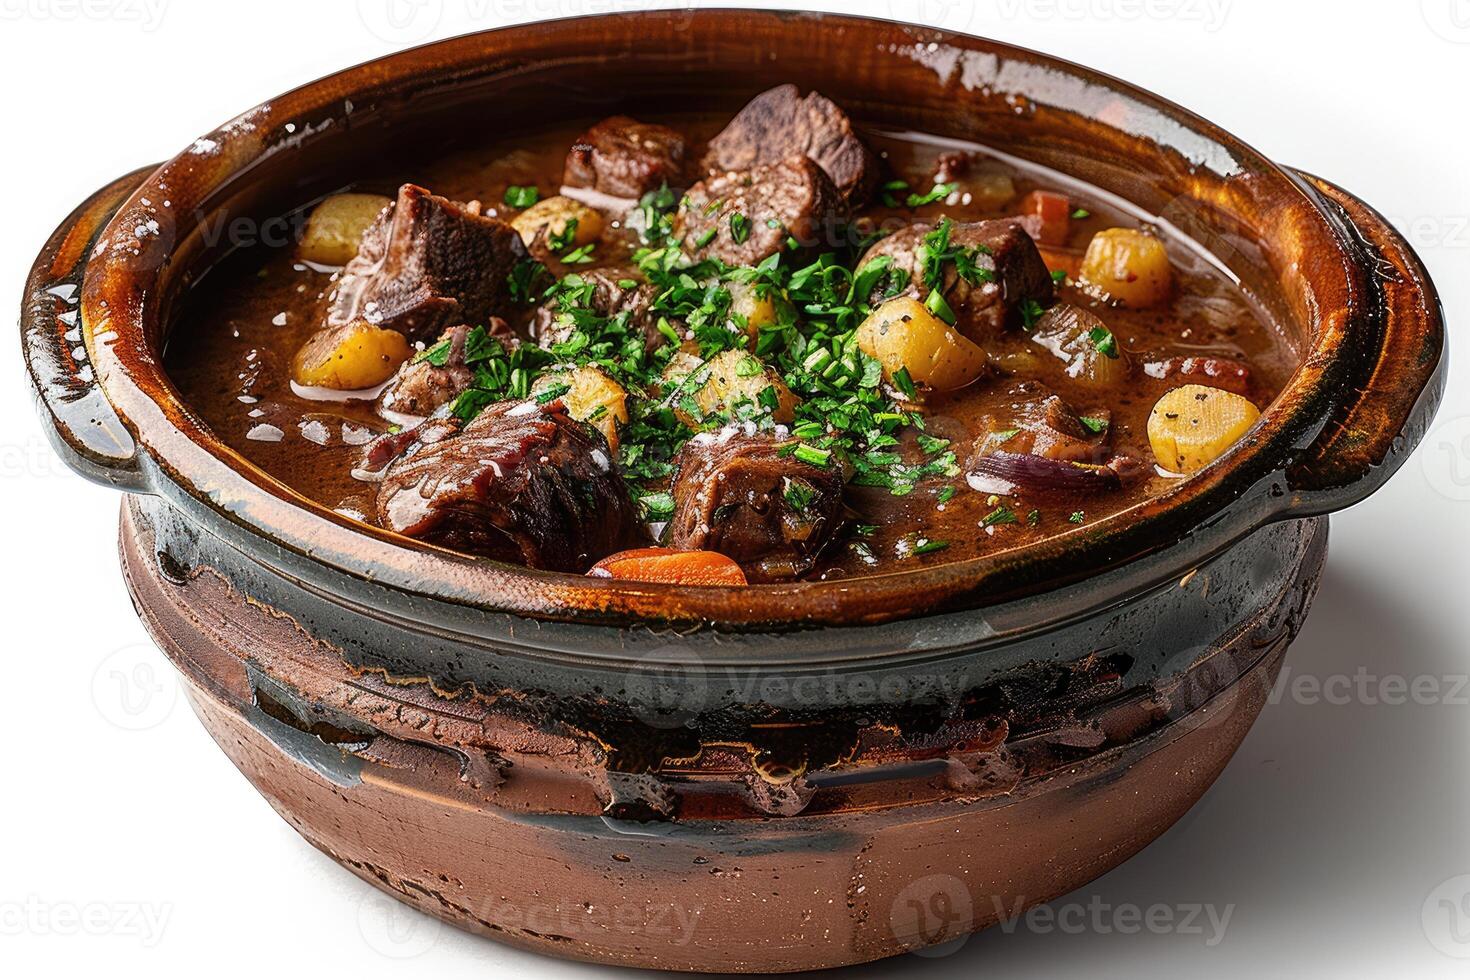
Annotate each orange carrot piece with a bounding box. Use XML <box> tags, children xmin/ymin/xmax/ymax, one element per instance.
<box><xmin>1020</xmin><ymin>189</ymin><xmax>1073</xmax><ymax>246</ymax></box>
<box><xmin>588</xmin><ymin>548</ymin><xmax>748</xmax><ymax>586</ymax></box>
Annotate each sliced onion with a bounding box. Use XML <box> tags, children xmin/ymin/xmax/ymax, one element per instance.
<box><xmin>966</xmin><ymin>451</ymin><xmax>1121</xmax><ymax>496</ymax></box>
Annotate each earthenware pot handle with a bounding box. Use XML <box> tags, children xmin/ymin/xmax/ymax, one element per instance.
<box><xmin>1279</xmin><ymin>170</ymin><xmax>1447</xmax><ymax>516</ymax></box>
<box><xmin>22</xmin><ymin>166</ymin><xmax>158</xmax><ymax>493</ymax></box>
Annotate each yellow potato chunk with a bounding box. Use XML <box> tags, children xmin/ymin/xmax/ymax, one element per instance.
<box><xmin>1148</xmin><ymin>384</ymin><xmax>1261</xmax><ymax>474</ymax></box>
<box><xmin>728</xmin><ymin>281</ymin><xmax>780</xmax><ymax>348</ymax></box>
<box><xmin>511</xmin><ymin>195</ymin><xmax>603</xmax><ymax>251</ymax></box>
<box><xmin>292</xmin><ymin>320</ymin><xmax>411</xmax><ymax>391</ymax></box>
<box><xmin>299</xmin><ymin>193</ymin><xmax>392</xmax><ymax>266</ymax></box>
<box><xmin>855</xmin><ymin>296</ymin><xmax>986</xmax><ymax>393</ymax></box>
<box><xmin>663</xmin><ymin>349</ymin><xmax>799</xmax><ymax>425</ymax></box>
<box><xmin>1080</xmin><ymin>228</ymin><xmax>1173</xmax><ymax>308</ymax></box>
<box><xmin>533</xmin><ymin>366</ymin><xmax>628</xmax><ymax>451</ymax></box>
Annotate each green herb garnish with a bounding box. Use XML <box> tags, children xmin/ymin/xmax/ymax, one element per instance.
<box><xmin>1087</xmin><ymin>325</ymin><xmax>1119</xmax><ymax>358</ymax></box>
<box><xmin>503</xmin><ymin>185</ymin><xmax>540</xmax><ymax>208</ymax></box>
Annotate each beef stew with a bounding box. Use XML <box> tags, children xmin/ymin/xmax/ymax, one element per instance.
<box><xmin>166</xmin><ymin>86</ymin><xmax>1293</xmax><ymax>584</ymax></box>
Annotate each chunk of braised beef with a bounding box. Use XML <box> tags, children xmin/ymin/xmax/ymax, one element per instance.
<box><xmin>361</xmin><ymin>415</ymin><xmax>461</xmax><ymax>475</ymax></box>
<box><xmin>563</xmin><ymin>116</ymin><xmax>688</xmax><ymax>199</ymax></box>
<box><xmin>374</xmin><ymin>400</ymin><xmax>644</xmax><ymax>571</ymax></box>
<box><xmin>531</xmin><ymin>267</ymin><xmax>670</xmax><ymax>353</ymax></box>
<box><xmin>376</xmin><ymin>320</ymin><xmax>510</xmax><ymax>422</ymax></box>
<box><xmin>677</xmin><ymin>158</ymin><xmax>847</xmax><ymax>267</ymax></box>
<box><xmin>1143</xmin><ymin>355</ymin><xmax>1253</xmax><ymax>396</ymax></box>
<box><xmin>859</xmin><ymin>219</ymin><xmax>1054</xmax><ymax>337</ymax></box>
<box><xmin>326</xmin><ymin>183</ymin><xmax>528</xmax><ymax>343</ymax></box>
<box><xmin>702</xmin><ymin>84</ymin><xmax>877</xmax><ymax>204</ymax></box>
<box><xmin>666</xmin><ymin>431</ymin><xmax>846</xmax><ymax>581</ymax></box>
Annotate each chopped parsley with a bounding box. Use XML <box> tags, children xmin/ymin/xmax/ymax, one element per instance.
<box><xmin>981</xmin><ymin>505</ymin><xmax>1018</xmax><ymax>528</ymax></box>
<box><xmin>1019</xmin><ymin>298</ymin><xmax>1047</xmax><ymax>329</ymax></box>
<box><xmin>1087</xmin><ymin>324</ymin><xmax>1120</xmax><ymax>358</ymax></box>
<box><xmin>906</xmin><ymin>182</ymin><xmax>957</xmax><ymax>208</ymax></box>
<box><xmin>918</xmin><ymin>218</ymin><xmax>995</xmax><ymax>292</ymax></box>
<box><xmin>503</xmin><ymin>185</ymin><xmax>540</xmax><ymax>208</ymax></box>
<box><xmin>547</xmin><ymin>218</ymin><xmax>580</xmax><ymax>253</ymax></box>
<box><xmin>1068</xmin><ymin>511</ymin><xmax>1086</xmax><ymax>524</ymax></box>
<box><xmin>638</xmin><ymin>491</ymin><xmax>676</xmax><ymax>522</ymax></box>
<box><xmin>925</xmin><ymin>288</ymin><xmax>957</xmax><ymax>326</ymax></box>
<box><xmin>1079</xmin><ymin>415</ymin><xmax>1110</xmax><ymax>435</ymax></box>
<box><xmin>729</xmin><ymin>212</ymin><xmax>751</xmax><ymax>245</ymax></box>
<box><xmin>1071</xmin><ymin>207</ymin><xmax>1090</xmax><ymax>219</ymax></box>
<box><xmin>880</xmin><ymin>179</ymin><xmax>910</xmax><ymax>208</ymax></box>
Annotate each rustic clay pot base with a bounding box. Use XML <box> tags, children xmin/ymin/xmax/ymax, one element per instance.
<box><xmin>120</xmin><ymin>497</ymin><xmax>1318</xmax><ymax>971</ymax></box>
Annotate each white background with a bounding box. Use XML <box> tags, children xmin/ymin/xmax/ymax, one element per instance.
<box><xmin>2</xmin><ymin>0</ymin><xmax>1468</xmax><ymax>975</ymax></box>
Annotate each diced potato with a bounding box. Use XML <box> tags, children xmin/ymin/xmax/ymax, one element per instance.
<box><xmin>533</xmin><ymin>365</ymin><xmax>628</xmax><ymax>451</ymax></box>
<box><xmin>663</xmin><ymin>349</ymin><xmax>798</xmax><ymax>425</ymax></box>
<box><xmin>511</xmin><ymin>195</ymin><xmax>602</xmax><ymax>251</ymax></box>
<box><xmin>1080</xmin><ymin>228</ymin><xmax>1173</xmax><ymax>308</ymax></box>
<box><xmin>727</xmin><ymin>281</ymin><xmax>780</xmax><ymax>348</ymax></box>
<box><xmin>855</xmin><ymin>296</ymin><xmax>986</xmax><ymax>393</ymax></box>
<box><xmin>299</xmin><ymin>193</ymin><xmax>392</xmax><ymax>266</ymax></box>
<box><xmin>1147</xmin><ymin>384</ymin><xmax>1261</xmax><ymax>474</ymax></box>
<box><xmin>1029</xmin><ymin>305</ymin><xmax>1131</xmax><ymax>390</ymax></box>
<box><xmin>291</xmin><ymin>320</ymin><xmax>411</xmax><ymax>391</ymax></box>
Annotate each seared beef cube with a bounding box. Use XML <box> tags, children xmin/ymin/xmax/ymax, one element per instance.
<box><xmin>859</xmin><ymin>219</ymin><xmax>1054</xmax><ymax>337</ymax></box>
<box><xmin>676</xmin><ymin>158</ymin><xmax>847</xmax><ymax>267</ymax></box>
<box><xmin>375</xmin><ymin>400</ymin><xmax>644</xmax><ymax>571</ymax></box>
<box><xmin>361</xmin><ymin>415</ymin><xmax>461</xmax><ymax>475</ymax></box>
<box><xmin>326</xmin><ymin>183</ymin><xmax>528</xmax><ymax>343</ymax></box>
<box><xmin>702</xmin><ymin>85</ymin><xmax>877</xmax><ymax>204</ymax></box>
<box><xmin>974</xmin><ymin>383</ymin><xmax>1111</xmax><ymax>464</ymax></box>
<box><xmin>563</xmin><ymin>116</ymin><xmax>688</xmax><ymax>199</ymax></box>
<box><xmin>376</xmin><ymin>319</ymin><xmax>510</xmax><ymax>422</ymax></box>
<box><xmin>531</xmin><ymin>267</ymin><xmax>670</xmax><ymax>353</ymax></box>
<box><xmin>666</xmin><ymin>432</ymin><xmax>846</xmax><ymax>581</ymax></box>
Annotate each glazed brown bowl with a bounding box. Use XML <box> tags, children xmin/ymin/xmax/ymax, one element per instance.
<box><xmin>23</xmin><ymin>9</ymin><xmax>1443</xmax><ymax>973</ymax></box>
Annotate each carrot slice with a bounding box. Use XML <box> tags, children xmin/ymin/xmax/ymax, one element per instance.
<box><xmin>588</xmin><ymin>548</ymin><xmax>748</xmax><ymax>586</ymax></box>
<box><xmin>1020</xmin><ymin>189</ymin><xmax>1073</xmax><ymax>246</ymax></box>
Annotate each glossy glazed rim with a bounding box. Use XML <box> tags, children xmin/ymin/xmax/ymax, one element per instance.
<box><xmin>55</xmin><ymin>9</ymin><xmax>1442</xmax><ymax>629</ymax></box>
